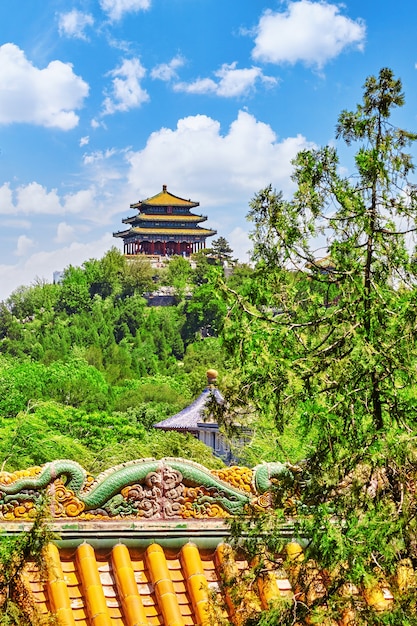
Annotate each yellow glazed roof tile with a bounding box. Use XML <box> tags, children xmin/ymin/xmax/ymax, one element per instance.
<box><xmin>24</xmin><ymin>541</ymin><xmax>287</xmax><ymax>626</ymax></box>
<box><xmin>136</xmin><ymin>214</ymin><xmax>205</xmax><ymax>223</ymax></box>
<box><xmin>131</xmin><ymin>186</ymin><xmax>199</xmax><ymax>209</ymax></box>
<box><xmin>131</xmin><ymin>226</ymin><xmax>216</xmax><ymax>236</ymax></box>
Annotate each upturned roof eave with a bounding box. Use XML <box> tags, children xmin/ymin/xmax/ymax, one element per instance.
<box><xmin>154</xmin><ymin>388</ymin><xmax>223</xmax><ymax>431</ymax></box>
<box><xmin>130</xmin><ymin>227</ymin><xmax>217</xmax><ymax>236</ymax></box>
<box><xmin>113</xmin><ymin>229</ymin><xmax>131</xmax><ymax>238</ymax></box>
<box><xmin>135</xmin><ymin>214</ymin><xmax>208</xmax><ymax>223</ymax></box>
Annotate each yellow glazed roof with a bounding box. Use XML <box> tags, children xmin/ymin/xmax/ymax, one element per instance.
<box><xmin>131</xmin><ymin>227</ymin><xmax>216</xmax><ymax>236</ymax></box>
<box><xmin>25</xmin><ymin>541</ymin><xmax>293</xmax><ymax>626</ymax></box>
<box><xmin>22</xmin><ymin>538</ymin><xmax>402</xmax><ymax>626</ymax></box>
<box><xmin>136</xmin><ymin>214</ymin><xmax>206</xmax><ymax>223</ymax></box>
<box><xmin>131</xmin><ymin>186</ymin><xmax>199</xmax><ymax>209</ymax></box>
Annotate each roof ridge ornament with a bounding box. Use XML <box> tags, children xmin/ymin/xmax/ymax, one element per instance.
<box><xmin>206</xmin><ymin>368</ymin><xmax>218</xmax><ymax>386</ymax></box>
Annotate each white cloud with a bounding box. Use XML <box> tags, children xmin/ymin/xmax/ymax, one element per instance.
<box><xmin>15</xmin><ymin>183</ymin><xmax>62</xmax><ymax>215</ymax></box>
<box><xmin>174</xmin><ymin>62</ymin><xmax>277</xmax><ymax>97</ymax></box>
<box><xmin>102</xmin><ymin>58</ymin><xmax>149</xmax><ymax>115</ymax></box>
<box><xmin>55</xmin><ymin>222</ymin><xmax>75</xmax><ymax>243</ymax></box>
<box><xmin>0</xmin><ymin>44</ymin><xmax>89</xmax><ymax>129</ymax></box>
<box><xmin>83</xmin><ymin>148</ymin><xmax>118</xmax><ymax>166</ymax></box>
<box><xmin>215</xmin><ymin>63</ymin><xmax>277</xmax><ymax>97</ymax></box>
<box><xmin>100</xmin><ymin>0</ymin><xmax>150</xmax><ymax>21</ymax></box>
<box><xmin>227</xmin><ymin>226</ymin><xmax>252</xmax><ymax>264</ymax></box>
<box><xmin>0</xmin><ymin>234</ymin><xmax>118</xmax><ymax>302</ymax></box>
<box><xmin>0</xmin><ymin>219</ymin><xmax>31</xmax><ymax>229</ymax></box>
<box><xmin>63</xmin><ymin>188</ymin><xmax>98</xmax><ymax>215</ymax></box>
<box><xmin>175</xmin><ymin>77</ymin><xmax>217</xmax><ymax>95</ymax></box>
<box><xmin>80</xmin><ymin>136</ymin><xmax>90</xmax><ymax>147</ymax></box>
<box><xmin>174</xmin><ymin>78</ymin><xmax>217</xmax><ymax>94</ymax></box>
<box><xmin>15</xmin><ymin>235</ymin><xmax>35</xmax><ymax>257</ymax></box>
<box><xmin>58</xmin><ymin>10</ymin><xmax>94</xmax><ymax>40</ymax></box>
<box><xmin>151</xmin><ymin>55</ymin><xmax>185</xmax><ymax>81</ymax></box>
<box><xmin>0</xmin><ymin>183</ymin><xmax>15</xmax><ymax>213</ymax></box>
<box><xmin>0</xmin><ymin>182</ymin><xmax>102</xmax><ymax>220</ymax></box>
<box><xmin>91</xmin><ymin>118</ymin><xmax>106</xmax><ymax>130</ymax></box>
<box><xmin>252</xmin><ymin>1</ymin><xmax>366</xmax><ymax>68</ymax></box>
<box><xmin>126</xmin><ymin>110</ymin><xmax>315</xmax><ymax>207</ymax></box>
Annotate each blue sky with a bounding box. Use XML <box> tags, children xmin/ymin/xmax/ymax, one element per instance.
<box><xmin>1</xmin><ymin>0</ymin><xmax>417</xmax><ymax>300</ymax></box>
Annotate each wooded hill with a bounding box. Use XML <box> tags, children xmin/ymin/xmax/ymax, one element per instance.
<box><xmin>0</xmin><ymin>246</ymin><xmax>243</xmax><ymax>474</ymax></box>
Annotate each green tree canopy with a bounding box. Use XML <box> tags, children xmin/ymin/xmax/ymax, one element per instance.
<box><xmin>221</xmin><ymin>68</ymin><xmax>417</xmax><ymax>623</ymax></box>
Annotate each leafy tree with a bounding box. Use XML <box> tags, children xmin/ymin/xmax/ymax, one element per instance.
<box><xmin>182</xmin><ymin>337</ymin><xmax>226</xmax><ymax>395</ymax></box>
<box><xmin>57</xmin><ymin>265</ymin><xmax>91</xmax><ymax>314</ymax></box>
<box><xmin>90</xmin><ymin>430</ymin><xmax>224</xmax><ymax>472</ymax></box>
<box><xmin>6</xmin><ymin>280</ymin><xmax>59</xmax><ymax>319</ymax></box>
<box><xmin>221</xmin><ymin>69</ymin><xmax>417</xmax><ymax>623</ymax></box>
<box><xmin>163</xmin><ymin>255</ymin><xmax>192</xmax><ymax>295</ymax></box>
<box><xmin>113</xmin><ymin>293</ymin><xmax>147</xmax><ymax>341</ymax></box>
<box><xmin>83</xmin><ymin>247</ymin><xmax>126</xmax><ymax>297</ymax></box>
<box><xmin>121</xmin><ymin>256</ymin><xmax>154</xmax><ymax>296</ymax></box>
<box><xmin>191</xmin><ymin>249</ymin><xmax>213</xmax><ymax>285</ymax></box>
<box><xmin>0</xmin><ymin>410</ymin><xmax>94</xmax><ymax>471</ymax></box>
<box><xmin>0</xmin><ymin>358</ymin><xmax>46</xmax><ymax>418</ymax></box>
<box><xmin>182</xmin><ymin>267</ymin><xmax>227</xmax><ymax>343</ymax></box>
<box><xmin>0</xmin><ymin>356</ymin><xmax>111</xmax><ymax>418</ymax></box>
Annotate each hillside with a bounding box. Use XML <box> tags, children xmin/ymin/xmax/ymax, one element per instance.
<box><xmin>0</xmin><ymin>247</ymin><xmax>239</xmax><ymax>473</ymax></box>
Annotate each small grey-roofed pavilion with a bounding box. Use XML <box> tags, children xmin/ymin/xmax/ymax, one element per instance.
<box><xmin>154</xmin><ymin>369</ymin><xmax>231</xmax><ymax>460</ymax></box>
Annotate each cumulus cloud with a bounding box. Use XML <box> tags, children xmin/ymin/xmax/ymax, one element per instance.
<box><xmin>63</xmin><ymin>188</ymin><xmax>99</xmax><ymax>216</ymax></box>
<box><xmin>15</xmin><ymin>183</ymin><xmax>63</xmax><ymax>215</ymax></box>
<box><xmin>227</xmin><ymin>226</ymin><xmax>252</xmax><ymax>264</ymax></box>
<box><xmin>15</xmin><ymin>235</ymin><xmax>35</xmax><ymax>257</ymax></box>
<box><xmin>126</xmin><ymin>110</ymin><xmax>314</xmax><ymax>206</ymax></box>
<box><xmin>58</xmin><ymin>10</ymin><xmax>94</xmax><ymax>40</ymax></box>
<box><xmin>0</xmin><ymin>233</ymin><xmax>118</xmax><ymax>302</ymax></box>
<box><xmin>0</xmin><ymin>44</ymin><xmax>89</xmax><ymax>129</ymax></box>
<box><xmin>100</xmin><ymin>0</ymin><xmax>150</xmax><ymax>21</ymax></box>
<box><xmin>0</xmin><ymin>183</ymin><xmax>14</xmax><ymax>213</ymax></box>
<box><xmin>174</xmin><ymin>62</ymin><xmax>277</xmax><ymax>97</ymax></box>
<box><xmin>80</xmin><ymin>136</ymin><xmax>89</xmax><ymax>147</ymax></box>
<box><xmin>102</xmin><ymin>58</ymin><xmax>149</xmax><ymax>115</ymax></box>
<box><xmin>215</xmin><ymin>63</ymin><xmax>277</xmax><ymax>96</ymax></box>
<box><xmin>252</xmin><ymin>0</ymin><xmax>366</xmax><ymax>68</ymax></box>
<box><xmin>0</xmin><ymin>182</ymin><xmax>103</xmax><ymax>221</ymax></box>
<box><xmin>151</xmin><ymin>55</ymin><xmax>185</xmax><ymax>81</ymax></box>
<box><xmin>55</xmin><ymin>222</ymin><xmax>75</xmax><ymax>243</ymax></box>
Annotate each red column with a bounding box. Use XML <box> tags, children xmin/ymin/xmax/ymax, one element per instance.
<box><xmin>150</xmin><ymin>241</ymin><xmax>154</xmax><ymax>254</ymax></box>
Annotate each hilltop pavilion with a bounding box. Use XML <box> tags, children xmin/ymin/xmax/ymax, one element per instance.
<box><xmin>113</xmin><ymin>185</ymin><xmax>217</xmax><ymax>257</ymax></box>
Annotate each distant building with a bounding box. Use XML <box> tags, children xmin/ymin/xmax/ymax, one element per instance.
<box><xmin>113</xmin><ymin>185</ymin><xmax>216</xmax><ymax>258</ymax></box>
<box><xmin>53</xmin><ymin>270</ymin><xmax>64</xmax><ymax>284</ymax></box>
<box><xmin>154</xmin><ymin>369</ymin><xmax>235</xmax><ymax>462</ymax></box>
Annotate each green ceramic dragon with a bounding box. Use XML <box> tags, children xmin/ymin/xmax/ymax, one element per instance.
<box><xmin>0</xmin><ymin>458</ymin><xmax>292</xmax><ymax>516</ymax></box>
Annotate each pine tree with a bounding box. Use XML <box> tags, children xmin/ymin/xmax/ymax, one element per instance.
<box><xmin>221</xmin><ymin>68</ymin><xmax>417</xmax><ymax>623</ymax></box>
